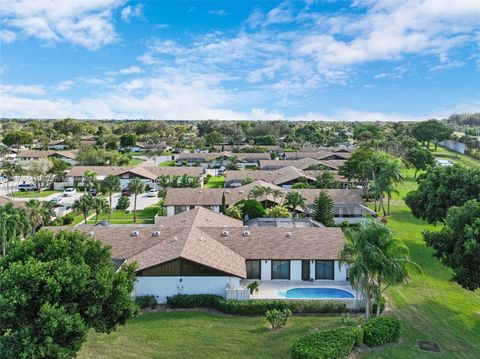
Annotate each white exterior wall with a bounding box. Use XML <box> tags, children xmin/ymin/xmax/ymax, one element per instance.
<box><xmin>334</xmin><ymin>261</ymin><xmax>348</xmax><ymax>281</ymax></box>
<box><xmin>167</xmin><ymin>206</ymin><xmax>175</xmax><ymax>217</ymax></box>
<box><xmin>134</xmin><ymin>276</ymin><xmax>240</xmax><ymax>303</ymax></box>
<box><xmin>290</xmin><ymin>260</ymin><xmax>302</xmax><ymax>281</ymax></box>
<box><xmin>261</xmin><ymin>260</ymin><xmax>271</xmax><ymax>280</ymax></box>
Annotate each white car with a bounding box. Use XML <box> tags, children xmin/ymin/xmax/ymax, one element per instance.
<box><xmin>49</xmin><ymin>197</ymin><xmax>64</xmax><ymax>206</ymax></box>
<box><xmin>18</xmin><ymin>183</ymin><xmax>37</xmax><ymax>192</ymax></box>
<box><xmin>63</xmin><ymin>188</ymin><xmax>77</xmax><ymax>197</ymax></box>
<box><xmin>147</xmin><ymin>188</ymin><xmax>159</xmax><ymax>197</ymax></box>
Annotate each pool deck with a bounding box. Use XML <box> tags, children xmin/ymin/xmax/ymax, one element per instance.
<box><xmin>240</xmin><ymin>280</ymin><xmax>357</xmax><ymax>299</ymax></box>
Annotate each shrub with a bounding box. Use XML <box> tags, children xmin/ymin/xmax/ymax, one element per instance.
<box><xmin>290</xmin><ymin>327</ymin><xmax>363</xmax><ymax>359</ymax></box>
<box><xmin>135</xmin><ymin>295</ymin><xmax>157</xmax><ymax>309</ymax></box>
<box><xmin>362</xmin><ymin>316</ymin><xmax>401</xmax><ymax>347</ymax></box>
<box><xmin>265</xmin><ymin>308</ymin><xmax>292</xmax><ymax>329</ymax></box>
<box><xmin>246</xmin><ymin>281</ymin><xmax>259</xmax><ymax>295</ymax></box>
<box><xmin>62</xmin><ymin>212</ymin><xmax>75</xmax><ymax>225</ymax></box>
<box><xmin>166</xmin><ymin>295</ymin><xmax>347</xmax><ymax>315</ymax></box>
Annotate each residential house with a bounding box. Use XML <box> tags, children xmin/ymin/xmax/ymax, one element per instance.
<box><xmin>177</xmin><ymin>151</ymin><xmax>270</xmax><ymax>169</ymax></box>
<box><xmin>46</xmin><ymin>207</ymin><xmax>349</xmax><ymax>303</ymax></box>
<box><xmin>16</xmin><ymin>150</ymin><xmax>78</xmax><ymax>166</ymax></box>
<box><xmin>48</xmin><ymin>139</ymin><xmax>69</xmax><ymax>150</ymax></box>
<box><xmin>259</xmin><ymin>158</ymin><xmax>345</xmax><ymax>171</ymax></box>
<box><xmin>283</xmin><ymin>151</ymin><xmax>351</xmax><ymax>161</ymax></box>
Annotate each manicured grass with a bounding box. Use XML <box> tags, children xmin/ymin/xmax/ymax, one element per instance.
<box><xmin>361</xmin><ymin>169</ymin><xmax>480</xmax><ymax>358</ymax></box>
<box><xmin>128</xmin><ymin>158</ymin><xmax>145</xmax><ymax>166</ymax></box>
<box><xmin>159</xmin><ymin>160</ymin><xmax>176</xmax><ymax>167</ymax></box>
<box><xmin>431</xmin><ymin>145</ymin><xmax>480</xmax><ymax>168</ymax></box>
<box><xmin>78</xmin><ymin>310</ymin><xmax>349</xmax><ymax>359</ymax></box>
<box><xmin>205</xmin><ymin>176</ymin><xmax>225</xmax><ymax>188</ymax></box>
<box><xmin>11</xmin><ymin>190</ymin><xmax>61</xmax><ymax>198</ymax></box>
<box><xmin>86</xmin><ymin>202</ymin><xmax>162</xmax><ymax>224</ymax></box>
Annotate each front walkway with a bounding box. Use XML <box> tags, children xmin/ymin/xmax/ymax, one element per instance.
<box><xmin>240</xmin><ymin>280</ymin><xmax>357</xmax><ymax>299</ymax></box>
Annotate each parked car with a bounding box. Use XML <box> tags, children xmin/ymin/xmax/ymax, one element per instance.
<box><xmin>49</xmin><ymin>197</ymin><xmax>64</xmax><ymax>206</ymax></box>
<box><xmin>147</xmin><ymin>188</ymin><xmax>159</xmax><ymax>197</ymax></box>
<box><xmin>0</xmin><ymin>175</ymin><xmax>8</xmax><ymax>184</ymax></box>
<box><xmin>89</xmin><ymin>188</ymin><xmax>98</xmax><ymax>196</ymax></box>
<box><xmin>63</xmin><ymin>188</ymin><xmax>77</xmax><ymax>197</ymax></box>
<box><xmin>18</xmin><ymin>183</ymin><xmax>37</xmax><ymax>192</ymax></box>
<box><xmin>121</xmin><ymin>188</ymin><xmax>132</xmax><ymax>197</ymax></box>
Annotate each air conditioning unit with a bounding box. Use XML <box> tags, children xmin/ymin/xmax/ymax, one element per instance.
<box><xmin>242</xmin><ymin>230</ymin><xmax>250</xmax><ymax>237</ymax></box>
<box><xmin>222</xmin><ymin>230</ymin><xmax>229</xmax><ymax>236</ymax></box>
<box><xmin>287</xmin><ymin>232</ymin><xmax>292</xmax><ymax>238</ymax></box>
<box><xmin>88</xmin><ymin>231</ymin><xmax>94</xmax><ymax>237</ymax></box>
<box><xmin>131</xmin><ymin>230</ymin><xmax>139</xmax><ymax>237</ymax></box>
<box><xmin>153</xmin><ymin>231</ymin><xmax>161</xmax><ymax>237</ymax></box>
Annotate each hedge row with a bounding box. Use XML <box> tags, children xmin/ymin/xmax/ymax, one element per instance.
<box><xmin>290</xmin><ymin>327</ymin><xmax>363</xmax><ymax>359</ymax></box>
<box><xmin>166</xmin><ymin>294</ymin><xmax>347</xmax><ymax>315</ymax></box>
<box><xmin>290</xmin><ymin>316</ymin><xmax>401</xmax><ymax>358</ymax></box>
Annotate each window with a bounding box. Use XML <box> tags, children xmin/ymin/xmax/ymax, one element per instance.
<box><xmin>246</xmin><ymin>260</ymin><xmax>261</xmax><ymax>279</ymax></box>
<box><xmin>174</xmin><ymin>206</ymin><xmax>187</xmax><ymax>215</ymax></box>
<box><xmin>271</xmin><ymin>260</ymin><xmax>290</xmax><ymax>280</ymax></box>
<box><xmin>315</xmin><ymin>260</ymin><xmax>334</xmax><ymax>280</ymax></box>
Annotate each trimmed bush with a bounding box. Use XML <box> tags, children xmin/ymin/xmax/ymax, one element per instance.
<box><xmin>265</xmin><ymin>308</ymin><xmax>292</xmax><ymax>329</ymax></box>
<box><xmin>135</xmin><ymin>295</ymin><xmax>157</xmax><ymax>309</ymax></box>
<box><xmin>166</xmin><ymin>294</ymin><xmax>347</xmax><ymax>315</ymax></box>
<box><xmin>362</xmin><ymin>316</ymin><xmax>401</xmax><ymax>347</ymax></box>
<box><xmin>290</xmin><ymin>327</ymin><xmax>363</xmax><ymax>359</ymax></box>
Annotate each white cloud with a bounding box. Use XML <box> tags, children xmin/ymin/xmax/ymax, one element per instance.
<box><xmin>209</xmin><ymin>10</ymin><xmax>228</xmax><ymax>17</ymax></box>
<box><xmin>0</xmin><ymin>0</ymin><xmax>124</xmax><ymax>50</ymax></box>
<box><xmin>121</xmin><ymin>4</ymin><xmax>142</xmax><ymax>22</ymax></box>
<box><xmin>115</xmin><ymin>66</ymin><xmax>143</xmax><ymax>75</ymax></box>
<box><xmin>0</xmin><ymin>84</ymin><xmax>45</xmax><ymax>96</ymax></box>
<box><xmin>55</xmin><ymin>80</ymin><xmax>75</xmax><ymax>92</ymax></box>
<box><xmin>0</xmin><ymin>29</ymin><xmax>16</xmax><ymax>43</ymax></box>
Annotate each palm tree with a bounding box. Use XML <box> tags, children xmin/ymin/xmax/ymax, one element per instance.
<box><xmin>341</xmin><ymin>220</ymin><xmax>421</xmax><ymax>321</ymax></box>
<box><xmin>189</xmin><ymin>176</ymin><xmax>200</xmax><ymax>188</ymax></box>
<box><xmin>261</xmin><ymin>186</ymin><xmax>273</xmax><ymax>208</ymax></box>
<box><xmin>284</xmin><ymin>191</ymin><xmax>305</xmax><ymax>217</ymax></box>
<box><xmin>169</xmin><ymin>175</ymin><xmax>179</xmax><ymax>188</ymax></box>
<box><xmin>101</xmin><ymin>175</ymin><xmax>121</xmax><ymax>221</ymax></box>
<box><xmin>378</xmin><ymin>158</ymin><xmax>404</xmax><ymax>216</ymax></box>
<box><xmin>72</xmin><ymin>194</ymin><xmax>94</xmax><ymax>224</ymax></box>
<box><xmin>26</xmin><ymin>200</ymin><xmax>46</xmax><ymax>233</ymax></box>
<box><xmin>249</xmin><ymin>186</ymin><xmax>264</xmax><ymax>200</ymax></box>
<box><xmin>271</xmin><ymin>189</ymin><xmax>285</xmax><ymax>205</ymax></box>
<box><xmin>180</xmin><ymin>174</ymin><xmax>190</xmax><ymax>188</ymax></box>
<box><xmin>91</xmin><ymin>196</ymin><xmax>111</xmax><ymax>224</ymax></box>
<box><xmin>0</xmin><ymin>204</ymin><xmax>31</xmax><ymax>256</ymax></box>
<box><xmin>128</xmin><ymin>178</ymin><xmax>145</xmax><ymax>223</ymax></box>
<box><xmin>83</xmin><ymin>170</ymin><xmax>97</xmax><ymax>194</ymax></box>
<box><xmin>157</xmin><ymin>175</ymin><xmax>170</xmax><ymax>189</ymax></box>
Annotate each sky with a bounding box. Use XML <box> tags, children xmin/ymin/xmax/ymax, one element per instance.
<box><xmin>0</xmin><ymin>0</ymin><xmax>479</xmax><ymax>121</ymax></box>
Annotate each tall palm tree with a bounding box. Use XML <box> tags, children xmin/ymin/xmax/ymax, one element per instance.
<box><xmin>180</xmin><ymin>174</ymin><xmax>190</xmax><ymax>188</ymax></box>
<box><xmin>0</xmin><ymin>204</ymin><xmax>31</xmax><ymax>256</ymax></box>
<box><xmin>271</xmin><ymin>189</ymin><xmax>285</xmax><ymax>205</ymax></box>
<box><xmin>83</xmin><ymin>170</ymin><xmax>97</xmax><ymax>194</ymax></box>
<box><xmin>128</xmin><ymin>178</ymin><xmax>145</xmax><ymax>223</ymax></box>
<box><xmin>189</xmin><ymin>177</ymin><xmax>200</xmax><ymax>188</ymax></box>
<box><xmin>261</xmin><ymin>186</ymin><xmax>273</xmax><ymax>208</ymax></box>
<box><xmin>248</xmin><ymin>185</ymin><xmax>264</xmax><ymax>200</ymax></box>
<box><xmin>169</xmin><ymin>175</ymin><xmax>179</xmax><ymax>188</ymax></box>
<box><xmin>157</xmin><ymin>175</ymin><xmax>170</xmax><ymax>189</ymax></box>
<box><xmin>101</xmin><ymin>175</ymin><xmax>121</xmax><ymax>221</ymax></box>
<box><xmin>91</xmin><ymin>196</ymin><xmax>111</xmax><ymax>224</ymax></box>
<box><xmin>284</xmin><ymin>191</ymin><xmax>305</xmax><ymax>217</ymax></box>
<box><xmin>340</xmin><ymin>220</ymin><xmax>421</xmax><ymax>321</ymax></box>
<box><xmin>378</xmin><ymin>158</ymin><xmax>404</xmax><ymax>216</ymax></box>
<box><xmin>72</xmin><ymin>194</ymin><xmax>94</xmax><ymax>224</ymax></box>
<box><xmin>26</xmin><ymin>200</ymin><xmax>46</xmax><ymax>233</ymax></box>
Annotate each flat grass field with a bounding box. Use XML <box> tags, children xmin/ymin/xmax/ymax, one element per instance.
<box><xmin>11</xmin><ymin>190</ymin><xmax>60</xmax><ymax>198</ymax></box>
<box><xmin>205</xmin><ymin>176</ymin><xmax>225</xmax><ymax>188</ymax></box>
<box><xmin>78</xmin><ymin>153</ymin><xmax>480</xmax><ymax>359</ymax></box>
<box><xmin>86</xmin><ymin>204</ymin><xmax>161</xmax><ymax>224</ymax></box>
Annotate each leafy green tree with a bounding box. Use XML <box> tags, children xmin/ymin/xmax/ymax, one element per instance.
<box><xmin>72</xmin><ymin>195</ymin><xmax>94</xmax><ymax>224</ymax></box>
<box><xmin>0</xmin><ymin>204</ymin><xmax>31</xmax><ymax>256</ymax></box>
<box><xmin>405</xmin><ymin>165</ymin><xmax>480</xmax><ymax>223</ymax></box>
<box><xmin>1</xmin><ymin>161</ymin><xmax>22</xmax><ymax>196</ymax></box>
<box><xmin>284</xmin><ymin>191</ymin><xmax>306</xmax><ymax>217</ymax></box>
<box><xmin>403</xmin><ymin>146</ymin><xmax>435</xmax><ymax>178</ymax></box>
<box><xmin>116</xmin><ymin>196</ymin><xmax>130</xmax><ymax>211</ymax></box>
<box><xmin>423</xmin><ymin>200</ymin><xmax>480</xmax><ymax>290</ymax></box>
<box><xmin>49</xmin><ymin>158</ymin><xmax>71</xmax><ymax>181</ymax></box>
<box><xmin>291</xmin><ymin>182</ymin><xmax>311</xmax><ymax>189</ymax></box>
<box><xmin>312</xmin><ymin>192</ymin><xmax>335</xmax><ymax>226</ymax></box>
<box><xmin>0</xmin><ymin>230</ymin><xmax>138</xmax><ymax>358</ymax></box>
<box><xmin>225</xmin><ymin>205</ymin><xmax>242</xmax><ymax>220</ymax></box>
<box><xmin>120</xmin><ymin>134</ymin><xmax>137</xmax><ymax>148</ymax></box>
<box><xmin>411</xmin><ymin>119</ymin><xmax>452</xmax><ymax>149</ymax></box>
<box><xmin>314</xmin><ymin>171</ymin><xmax>340</xmax><ymax>189</ymax></box>
<box><xmin>128</xmin><ymin>178</ymin><xmax>145</xmax><ymax>223</ymax></box>
<box><xmin>264</xmin><ymin>205</ymin><xmax>291</xmax><ymax>218</ymax></box>
<box><xmin>2</xmin><ymin>130</ymin><xmax>34</xmax><ymax>147</ymax></box>
<box><xmin>235</xmin><ymin>199</ymin><xmax>264</xmax><ymax>219</ymax></box>
<box><xmin>101</xmin><ymin>175</ymin><xmax>121</xmax><ymax>221</ymax></box>
<box><xmin>205</xmin><ymin>131</ymin><xmax>224</xmax><ymax>147</ymax></box>
<box><xmin>339</xmin><ymin>147</ymin><xmax>374</xmax><ymax>198</ymax></box>
<box><xmin>82</xmin><ymin>170</ymin><xmax>98</xmax><ymax>194</ymax></box>
<box><xmin>26</xmin><ymin>199</ymin><xmax>55</xmax><ymax>233</ymax></box>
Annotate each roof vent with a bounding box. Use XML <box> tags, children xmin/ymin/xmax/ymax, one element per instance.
<box><xmin>222</xmin><ymin>230</ymin><xmax>229</xmax><ymax>236</ymax></box>
<box><xmin>131</xmin><ymin>230</ymin><xmax>139</xmax><ymax>237</ymax></box>
<box><xmin>226</xmin><ymin>190</ymin><xmax>231</xmax><ymax>194</ymax></box>
<box><xmin>173</xmin><ymin>236</ymin><xmax>178</xmax><ymax>241</ymax></box>
<box><xmin>287</xmin><ymin>232</ymin><xmax>292</xmax><ymax>238</ymax></box>
<box><xmin>243</xmin><ymin>230</ymin><xmax>250</xmax><ymax>237</ymax></box>
<box><xmin>153</xmin><ymin>231</ymin><xmax>161</xmax><ymax>237</ymax></box>
<box><xmin>88</xmin><ymin>231</ymin><xmax>94</xmax><ymax>237</ymax></box>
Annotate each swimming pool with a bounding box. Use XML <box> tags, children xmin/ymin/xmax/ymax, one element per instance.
<box><xmin>276</xmin><ymin>287</ymin><xmax>355</xmax><ymax>299</ymax></box>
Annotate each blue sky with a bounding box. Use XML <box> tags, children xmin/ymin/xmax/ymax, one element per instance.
<box><xmin>1</xmin><ymin>0</ymin><xmax>479</xmax><ymax>121</ymax></box>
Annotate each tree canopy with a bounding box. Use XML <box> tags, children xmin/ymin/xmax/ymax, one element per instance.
<box><xmin>0</xmin><ymin>230</ymin><xmax>138</xmax><ymax>358</ymax></box>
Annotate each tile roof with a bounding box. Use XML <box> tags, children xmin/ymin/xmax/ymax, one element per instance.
<box><xmin>259</xmin><ymin>158</ymin><xmax>345</xmax><ymax>171</ymax></box>
<box><xmin>66</xmin><ymin>165</ymin><xmax>203</xmax><ymax>179</ymax></box>
<box><xmin>284</xmin><ymin>151</ymin><xmax>352</xmax><ymax>160</ymax></box>
<box><xmin>45</xmin><ymin>207</ymin><xmax>346</xmax><ymax>277</ymax></box>
<box><xmin>17</xmin><ymin>150</ymin><xmax>78</xmax><ymax>159</ymax></box>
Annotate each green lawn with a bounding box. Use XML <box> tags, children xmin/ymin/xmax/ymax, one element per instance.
<box><xmin>205</xmin><ymin>176</ymin><xmax>225</xmax><ymax>188</ymax></box>
<box><xmin>432</xmin><ymin>145</ymin><xmax>480</xmax><ymax>168</ymax></box>
<box><xmin>78</xmin><ymin>310</ymin><xmax>350</xmax><ymax>359</ymax></box>
<box><xmin>11</xmin><ymin>190</ymin><xmax>61</xmax><ymax>198</ymax></box>
<box><xmin>128</xmin><ymin>158</ymin><xmax>145</xmax><ymax>166</ymax></box>
<box><xmin>86</xmin><ymin>202</ymin><xmax>162</xmax><ymax>224</ymax></box>
<box><xmin>159</xmin><ymin>160</ymin><xmax>176</xmax><ymax>167</ymax></box>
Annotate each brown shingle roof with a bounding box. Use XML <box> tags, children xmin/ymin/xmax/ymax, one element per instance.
<box><xmin>66</xmin><ymin>165</ymin><xmax>203</xmax><ymax>179</ymax></box>
<box><xmin>17</xmin><ymin>150</ymin><xmax>78</xmax><ymax>159</ymax></box>
<box><xmin>284</xmin><ymin>152</ymin><xmax>351</xmax><ymax>160</ymax></box>
<box><xmin>225</xmin><ymin>166</ymin><xmax>317</xmax><ymax>186</ymax></box>
<box><xmin>259</xmin><ymin>158</ymin><xmax>345</xmax><ymax>171</ymax></box>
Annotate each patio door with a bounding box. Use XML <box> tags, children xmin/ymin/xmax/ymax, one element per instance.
<box><xmin>302</xmin><ymin>260</ymin><xmax>310</xmax><ymax>281</ymax></box>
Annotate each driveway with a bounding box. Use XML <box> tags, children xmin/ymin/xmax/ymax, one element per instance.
<box><xmin>110</xmin><ymin>192</ymin><xmax>161</xmax><ymax>211</ymax></box>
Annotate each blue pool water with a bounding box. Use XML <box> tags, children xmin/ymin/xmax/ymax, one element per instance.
<box><xmin>277</xmin><ymin>288</ymin><xmax>355</xmax><ymax>299</ymax></box>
